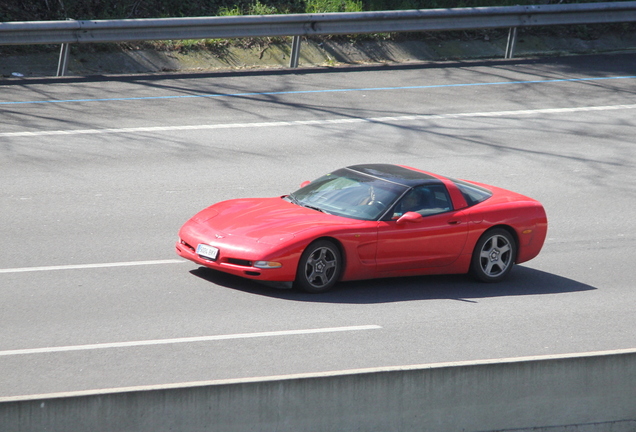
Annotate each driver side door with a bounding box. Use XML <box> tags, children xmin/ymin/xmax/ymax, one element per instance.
<box><xmin>374</xmin><ymin>185</ymin><xmax>468</xmax><ymax>274</ymax></box>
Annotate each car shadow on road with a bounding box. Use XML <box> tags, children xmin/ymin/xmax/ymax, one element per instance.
<box><xmin>189</xmin><ymin>265</ymin><xmax>595</xmax><ymax>304</ymax></box>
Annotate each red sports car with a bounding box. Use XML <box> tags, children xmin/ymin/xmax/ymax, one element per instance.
<box><xmin>176</xmin><ymin>164</ymin><xmax>547</xmax><ymax>293</ymax></box>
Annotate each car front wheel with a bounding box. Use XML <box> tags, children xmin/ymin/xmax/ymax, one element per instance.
<box><xmin>295</xmin><ymin>240</ymin><xmax>342</xmax><ymax>293</ymax></box>
<box><xmin>470</xmin><ymin>228</ymin><xmax>516</xmax><ymax>282</ymax></box>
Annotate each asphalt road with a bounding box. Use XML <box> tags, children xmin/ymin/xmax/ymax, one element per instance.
<box><xmin>1</xmin><ymin>54</ymin><xmax>635</xmax><ymax>398</ymax></box>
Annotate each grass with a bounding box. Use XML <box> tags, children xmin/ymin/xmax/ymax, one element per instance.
<box><xmin>1</xmin><ymin>1</ymin><xmax>633</xmax><ymax>56</ymax></box>
<box><xmin>2</xmin><ymin>1</ymin><xmax>624</xmax><ymax>22</ymax></box>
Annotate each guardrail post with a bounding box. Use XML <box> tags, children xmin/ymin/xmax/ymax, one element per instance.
<box><xmin>57</xmin><ymin>43</ymin><xmax>70</xmax><ymax>76</ymax></box>
<box><xmin>290</xmin><ymin>36</ymin><xmax>301</xmax><ymax>68</ymax></box>
<box><xmin>505</xmin><ymin>27</ymin><xmax>518</xmax><ymax>59</ymax></box>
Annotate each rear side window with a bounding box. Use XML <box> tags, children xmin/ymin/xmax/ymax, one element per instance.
<box><xmin>451</xmin><ymin>179</ymin><xmax>493</xmax><ymax>207</ymax></box>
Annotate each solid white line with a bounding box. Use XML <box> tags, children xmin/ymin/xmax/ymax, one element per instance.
<box><xmin>0</xmin><ymin>325</ymin><xmax>381</xmax><ymax>357</ymax></box>
<box><xmin>2</xmin><ymin>347</ymin><xmax>634</xmax><ymax>402</ymax></box>
<box><xmin>2</xmin><ymin>104</ymin><xmax>636</xmax><ymax>138</ymax></box>
<box><xmin>0</xmin><ymin>259</ymin><xmax>185</xmax><ymax>274</ymax></box>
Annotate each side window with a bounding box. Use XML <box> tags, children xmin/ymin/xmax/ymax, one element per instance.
<box><xmin>450</xmin><ymin>178</ymin><xmax>493</xmax><ymax>206</ymax></box>
<box><xmin>391</xmin><ymin>185</ymin><xmax>452</xmax><ymax>219</ymax></box>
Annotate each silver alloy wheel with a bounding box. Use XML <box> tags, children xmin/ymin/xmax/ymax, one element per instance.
<box><xmin>305</xmin><ymin>246</ymin><xmax>338</xmax><ymax>288</ymax></box>
<box><xmin>296</xmin><ymin>240</ymin><xmax>342</xmax><ymax>293</ymax></box>
<box><xmin>471</xmin><ymin>228</ymin><xmax>516</xmax><ymax>283</ymax></box>
<box><xmin>479</xmin><ymin>233</ymin><xmax>513</xmax><ymax>277</ymax></box>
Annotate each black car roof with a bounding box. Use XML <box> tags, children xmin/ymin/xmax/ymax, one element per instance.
<box><xmin>346</xmin><ymin>164</ymin><xmax>442</xmax><ymax>187</ymax></box>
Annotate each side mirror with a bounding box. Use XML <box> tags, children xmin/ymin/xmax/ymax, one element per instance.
<box><xmin>397</xmin><ymin>211</ymin><xmax>423</xmax><ymax>225</ymax></box>
<box><xmin>300</xmin><ymin>180</ymin><xmax>311</xmax><ymax>188</ymax></box>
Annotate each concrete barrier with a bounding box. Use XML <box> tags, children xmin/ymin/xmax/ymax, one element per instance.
<box><xmin>1</xmin><ymin>349</ymin><xmax>635</xmax><ymax>432</ymax></box>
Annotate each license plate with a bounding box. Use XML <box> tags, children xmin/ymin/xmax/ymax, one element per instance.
<box><xmin>196</xmin><ymin>244</ymin><xmax>219</xmax><ymax>261</ymax></box>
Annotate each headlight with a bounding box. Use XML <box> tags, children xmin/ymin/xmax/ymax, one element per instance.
<box><xmin>257</xmin><ymin>233</ymin><xmax>295</xmax><ymax>245</ymax></box>
<box><xmin>192</xmin><ymin>208</ymin><xmax>219</xmax><ymax>223</ymax></box>
<box><xmin>253</xmin><ymin>261</ymin><xmax>282</xmax><ymax>269</ymax></box>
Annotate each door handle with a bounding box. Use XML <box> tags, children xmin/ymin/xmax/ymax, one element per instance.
<box><xmin>448</xmin><ymin>220</ymin><xmax>462</xmax><ymax>225</ymax></box>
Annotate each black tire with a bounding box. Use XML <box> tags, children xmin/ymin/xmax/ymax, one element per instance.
<box><xmin>470</xmin><ymin>228</ymin><xmax>517</xmax><ymax>283</ymax></box>
<box><xmin>295</xmin><ymin>240</ymin><xmax>342</xmax><ymax>293</ymax></box>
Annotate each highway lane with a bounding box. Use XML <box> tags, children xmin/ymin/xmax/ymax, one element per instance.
<box><xmin>1</xmin><ymin>54</ymin><xmax>635</xmax><ymax>398</ymax></box>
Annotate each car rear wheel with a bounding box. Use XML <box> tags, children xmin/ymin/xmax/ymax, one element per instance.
<box><xmin>470</xmin><ymin>228</ymin><xmax>516</xmax><ymax>282</ymax></box>
<box><xmin>296</xmin><ymin>240</ymin><xmax>342</xmax><ymax>293</ymax></box>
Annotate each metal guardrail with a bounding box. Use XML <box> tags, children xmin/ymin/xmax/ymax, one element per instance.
<box><xmin>2</xmin><ymin>1</ymin><xmax>636</xmax><ymax>75</ymax></box>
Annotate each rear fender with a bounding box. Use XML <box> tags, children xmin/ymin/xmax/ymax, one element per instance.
<box><xmin>461</xmin><ymin>201</ymin><xmax>547</xmax><ymax>264</ymax></box>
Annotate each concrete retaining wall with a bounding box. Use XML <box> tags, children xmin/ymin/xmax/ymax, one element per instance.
<box><xmin>1</xmin><ymin>349</ymin><xmax>635</xmax><ymax>432</ymax></box>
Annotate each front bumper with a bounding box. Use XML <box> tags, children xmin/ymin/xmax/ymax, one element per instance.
<box><xmin>175</xmin><ymin>239</ymin><xmax>296</xmax><ymax>284</ymax></box>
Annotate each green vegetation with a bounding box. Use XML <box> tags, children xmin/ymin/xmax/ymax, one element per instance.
<box><xmin>1</xmin><ymin>0</ymin><xmax>629</xmax><ymax>21</ymax></box>
<box><xmin>1</xmin><ymin>1</ymin><xmax>632</xmax><ymax>57</ymax></box>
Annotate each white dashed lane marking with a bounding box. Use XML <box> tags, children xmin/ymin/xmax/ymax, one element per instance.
<box><xmin>2</xmin><ymin>104</ymin><xmax>636</xmax><ymax>138</ymax></box>
<box><xmin>0</xmin><ymin>326</ymin><xmax>383</xmax><ymax>357</ymax></box>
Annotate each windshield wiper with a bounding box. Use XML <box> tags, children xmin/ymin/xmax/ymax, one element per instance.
<box><xmin>303</xmin><ymin>204</ymin><xmax>326</xmax><ymax>213</ymax></box>
<box><xmin>287</xmin><ymin>194</ymin><xmax>330</xmax><ymax>214</ymax></box>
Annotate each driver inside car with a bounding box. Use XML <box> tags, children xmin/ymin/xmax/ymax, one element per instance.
<box><xmin>392</xmin><ymin>188</ymin><xmax>431</xmax><ymax>219</ymax></box>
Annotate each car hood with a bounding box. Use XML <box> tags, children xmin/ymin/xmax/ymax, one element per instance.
<box><xmin>188</xmin><ymin>197</ymin><xmax>362</xmax><ymax>244</ymax></box>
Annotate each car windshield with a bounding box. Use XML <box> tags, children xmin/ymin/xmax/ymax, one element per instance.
<box><xmin>286</xmin><ymin>168</ymin><xmax>409</xmax><ymax>221</ymax></box>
